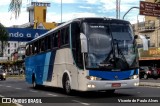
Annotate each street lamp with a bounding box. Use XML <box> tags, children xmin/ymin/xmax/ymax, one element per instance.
<box><xmin>123</xmin><ymin>7</ymin><xmax>139</xmax><ymax>20</ymax></box>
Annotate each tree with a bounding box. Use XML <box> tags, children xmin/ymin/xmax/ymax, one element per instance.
<box><xmin>8</xmin><ymin>0</ymin><xmax>22</xmax><ymax>19</ymax></box>
<box><xmin>0</xmin><ymin>23</ymin><xmax>9</xmax><ymax>57</ymax></box>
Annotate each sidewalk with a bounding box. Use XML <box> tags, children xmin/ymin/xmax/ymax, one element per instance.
<box><xmin>139</xmin><ymin>82</ymin><xmax>160</xmax><ymax>87</ymax></box>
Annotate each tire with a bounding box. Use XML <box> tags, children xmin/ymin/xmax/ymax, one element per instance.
<box><xmin>32</xmin><ymin>78</ymin><xmax>36</xmax><ymax>88</ymax></box>
<box><xmin>32</xmin><ymin>76</ymin><xmax>39</xmax><ymax>89</ymax></box>
<box><xmin>143</xmin><ymin>74</ymin><xmax>148</xmax><ymax>79</ymax></box>
<box><xmin>105</xmin><ymin>89</ymin><xmax>115</xmax><ymax>94</ymax></box>
<box><xmin>64</xmin><ymin>75</ymin><xmax>72</xmax><ymax>95</ymax></box>
<box><xmin>153</xmin><ymin>77</ymin><xmax>158</xmax><ymax>80</ymax></box>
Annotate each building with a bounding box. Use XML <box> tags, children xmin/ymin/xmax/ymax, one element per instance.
<box><xmin>0</xmin><ymin>2</ymin><xmax>57</xmax><ymax>65</ymax></box>
<box><xmin>133</xmin><ymin>0</ymin><xmax>160</xmax><ymax>66</ymax></box>
<box><xmin>27</xmin><ymin>2</ymin><xmax>57</xmax><ymax>30</ymax></box>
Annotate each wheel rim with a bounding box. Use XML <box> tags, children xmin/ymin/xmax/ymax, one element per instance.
<box><xmin>144</xmin><ymin>74</ymin><xmax>147</xmax><ymax>79</ymax></box>
<box><xmin>33</xmin><ymin>80</ymin><xmax>36</xmax><ymax>88</ymax></box>
<box><xmin>65</xmin><ymin>80</ymin><xmax>70</xmax><ymax>93</ymax></box>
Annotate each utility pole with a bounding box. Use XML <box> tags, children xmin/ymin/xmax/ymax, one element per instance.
<box><xmin>61</xmin><ymin>0</ymin><xmax>62</xmax><ymax>23</ymax></box>
<box><xmin>116</xmin><ymin>0</ymin><xmax>121</xmax><ymax>19</ymax></box>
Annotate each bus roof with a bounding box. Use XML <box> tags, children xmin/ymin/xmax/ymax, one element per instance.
<box><xmin>27</xmin><ymin>17</ymin><xmax>130</xmax><ymax>44</ymax></box>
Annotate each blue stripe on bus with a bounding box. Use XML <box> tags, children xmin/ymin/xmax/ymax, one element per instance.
<box><xmin>47</xmin><ymin>50</ymin><xmax>56</xmax><ymax>81</ymax></box>
<box><xmin>43</xmin><ymin>52</ymin><xmax>51</xmax><ymax>81</ymax></box>
<box><xmin>36</xmin><ymin>54</ymin><xmax>46</xmax><ymax>85</ymax></box>
<box><xmin>89</xmin><ymin>70</ymin><xmax>135</xmax><ymax>80</ymax></box>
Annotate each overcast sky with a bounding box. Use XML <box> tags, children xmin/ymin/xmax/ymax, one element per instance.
<box><xmin>0</xmin><ymin>0</ymin><xmax>145</xmax><ymax>27</ymax></box>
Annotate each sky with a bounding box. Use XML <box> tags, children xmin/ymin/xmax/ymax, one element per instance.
<box><xmin>0</xmin><ymin>0</ymin><xmax>145</xmax><ymax>27</ymax></box>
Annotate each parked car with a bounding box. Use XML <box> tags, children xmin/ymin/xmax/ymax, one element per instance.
<box><xmin>150</xmin><ymin>67</ymin><xmax>159</xmax><ymax>80</ymax></box>
<box><xmin>139</xmin><ymin>66</ymin><xmax>151</xmax><ymax>79</ymax></box>
<box><xmin>0</xmin><ymin>70</ymin><xmax>6</xmax><ymax>80</ymax></box>
<box><xmin>139</xmin><ymin>66</ymin><xmax>159</xmax><ymax>79</ymax></box>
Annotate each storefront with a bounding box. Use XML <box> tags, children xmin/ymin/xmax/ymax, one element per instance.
<box><xmin>138</xmin><ymin>47</ymin><xmax>160</xmax><ymax>67</ymax></box>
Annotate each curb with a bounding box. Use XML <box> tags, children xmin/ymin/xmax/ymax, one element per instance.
<box><xmin>139</xmin><ymin>82</ymin><xmax>160</xmax><ymax>87</ymax></box>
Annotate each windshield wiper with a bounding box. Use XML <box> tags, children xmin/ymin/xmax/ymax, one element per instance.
<box><xmin>100</xmin><ymin>23</ymin><xmax>129</xmax><ymax>69</ymax></box>
<box><xmin>113</xmin><ymin>39</ymin><xmax>129</xmax><ymax>69</ymax></box>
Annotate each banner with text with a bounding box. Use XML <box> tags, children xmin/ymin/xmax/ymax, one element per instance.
<box><xmin>6</xmin><ymin>28</ymin><xmax>48</xmax><ymax>41</ymax></box>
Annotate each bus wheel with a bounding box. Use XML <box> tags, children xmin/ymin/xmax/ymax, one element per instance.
<box><xmin>64</xmin><ymin>76</ymin><xmax>71</xmax><ymax>94</ymax></box>
<box><xmin>105</xmin><ymin>89</ymin><xmax>115</xmax><ymax>94</ymax></box>
<box><xmin>32</xmin><ymin>76</ymin><xmax>38</xmax><ymax>89</ymax></box>
<box><xmin>32</xmin><ymin>79</ymin><xmax>36</xmax><ymax>88</ymax></box>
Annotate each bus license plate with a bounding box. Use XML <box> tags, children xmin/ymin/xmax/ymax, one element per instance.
<box><xmin>112</xmin><ymin>83</ymin><xmax>121</xmax><ymax>87</ymax></box>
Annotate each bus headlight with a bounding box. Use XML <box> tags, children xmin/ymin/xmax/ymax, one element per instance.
<box><xmin>130</xmin><ymin>75</ymin><xmax>139</xmax><ymax>79</ymax></box>
<box><xmin>86</xmin><ymin>76</ymin><xmax>102</xmax><ymax>80</ymax></box>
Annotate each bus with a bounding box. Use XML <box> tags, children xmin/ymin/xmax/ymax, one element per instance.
<box><xmin>25</xmin><ymin>17</ymin><xmax>139</xmax><ymax>94</ymax></box>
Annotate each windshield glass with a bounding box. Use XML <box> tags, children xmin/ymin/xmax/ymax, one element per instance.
<box><xmin>84</xmin><ymin>22</ymin><xmax>138</xmax><ymax>70</ymax></box>
<box><xmin>111</xmin><ymin>24</ymin><xmax>136</xmax><ymax>67</ymax></box>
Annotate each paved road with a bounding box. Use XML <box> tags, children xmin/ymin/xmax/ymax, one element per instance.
<box><xmin>0</xmin><ymin>78</ymin><xmax>160</xmax><ymax>106</ymax></box>
<box><xmin>140</xmin><ymin>78</ymin><xmax>160</xmax><ymax>87</ymax></box>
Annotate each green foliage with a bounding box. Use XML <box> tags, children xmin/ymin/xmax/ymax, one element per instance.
<box><xmin>0</xmin><ymin>23</ymin><xmax>9</xmax><ymax>56</ymax></box>
<box><xmin>8</xmin><ymin>0</ymin><xmax>22</xmax><ymax>19</ymax></box>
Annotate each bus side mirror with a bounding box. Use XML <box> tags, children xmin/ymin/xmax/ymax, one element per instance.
<box><xmin>80</xmin><ymin>33</ymin><xmax>88</xmax><ymax>53</ymax></box>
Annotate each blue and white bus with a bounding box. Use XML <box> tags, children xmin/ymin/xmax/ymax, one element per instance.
<box><xmin>25</xmin><ymin>17</ymin><xmax>139</xmax><ymax>94</ymax></box>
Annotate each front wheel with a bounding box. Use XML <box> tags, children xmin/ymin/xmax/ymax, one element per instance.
<box><xmin>32</xmin><ymin>78</ymin><xmax>40</xmax><ymax>89</ymax></box>
<box><xmin>105</xmin><ymin>89</ymin><xmax>115</xmax><ymax>94</ymax></box>
<box><xmin>32</xmin><ymin>79</ymin><xmax>37</xmax><ymax>88</ymax></box>
<box><xmin>64</xmin><ymin>76</ymin><xmax>72</xmax><ymax>95</ymax></box>
<box><xmin>143</xmin><ymin>74</ymin><xmax>148</xmax><ymax>79</ymax></box>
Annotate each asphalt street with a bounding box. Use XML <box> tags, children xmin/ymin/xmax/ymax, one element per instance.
<box><xmin>0</xmin><ymin>78</ymin><xmax>160</xmax><ymax>106</ymax></box>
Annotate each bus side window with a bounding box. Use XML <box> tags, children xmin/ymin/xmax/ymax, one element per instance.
<box><xmin>32</xmin><ymin>43</ymin><xmax>35</xmax><ymax>55</ymax></box>
<box><xmin>61</xmin><ymin>27</ymin><xmax>69</xmax><ymax>47</ymax></box>
<box><xmin>61</xmin><ymin>29</ymin><xmax>65</xmax><ymax>46</ymax></box>
<box><xmin>58</xmin><ymin>31</ymin><xmax>61</xmax><ymax>48</ymax></box>
<box><xmin>46</xmin><ymin>36</ymin><xmax>51</xmax><ymax>50</ymax></box>
<box><xmin>53</xmin><ymin>33</ymin><xmax>58</xmax><ymax>48</ymax></box>
<box><xmin>26</xmin><ymin>44</ymin><xmax>29</xmax><ymax>56</ymax></box>
<box><xmin>65</xmin><ymin>27</ymin><xmax>69</xmax><ymax>45</ymax></box>
<box><xmin>71</xmin><ymin>22</ymin><xmax>83</xmax><ymax>69</ymax></box>
<box><xmin>36</xmin><ymin>40</ymin><xmax>40</xmax><ymax>53</ymax></box>
<box><xmin>29</xmin><ymin>44</ymin><xmax>33</xmax><ymax>55</ymax></box>
<box><xmin>52</xmin><ymin>34</ymin><xmax>54</xmax><ymax>48</ymax></box>
<box><xmin>40</xmin><ymin>39</ymin><xmax>45</xmax><ymax>52</ymax></box>
<box><xmin>50</xmin><ymin>34</ymin><xmax>52</xmax><ymax>49</ymax></box>
<box><xmin>45</xmin><ymin>37</ymin><xmax>48</xmax><ymax>50</ymax></box>
<box><xmin>38</xmin><ymin>40</ymin><xmax>41</xmax><ymax>53</ymax></box>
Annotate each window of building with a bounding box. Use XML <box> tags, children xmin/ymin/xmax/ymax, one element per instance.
<box><xmin>8</xmin><ymin>49</ymin><xmax>10</xmax><ymax>54</ymax></box>
<box><xmin>15</xmin><ymin>43</ymin><xmax>17</xmax><ymax>47</ymax></box>
<box><xmin>8</xmin><ymin>43</ymin><xmax>10</xmax><ymax>47</ymax></box>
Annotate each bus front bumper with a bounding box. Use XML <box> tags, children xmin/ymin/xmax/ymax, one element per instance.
<box><xmin>80</xmin><ymin>79</ymin><xmax>139</xmax><ymax>91</ymax></box>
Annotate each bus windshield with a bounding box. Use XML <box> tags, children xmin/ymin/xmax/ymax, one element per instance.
<box><xmin>84</xmin><ymin>22</ymin><xmax>138</xmax><ymax>70</ymax></box>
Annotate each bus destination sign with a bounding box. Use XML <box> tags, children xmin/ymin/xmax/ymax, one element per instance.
<box><xmin>140</xmin><ymin>1</ymin><xmax>160</xmax><ymax>17</ymax></box>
